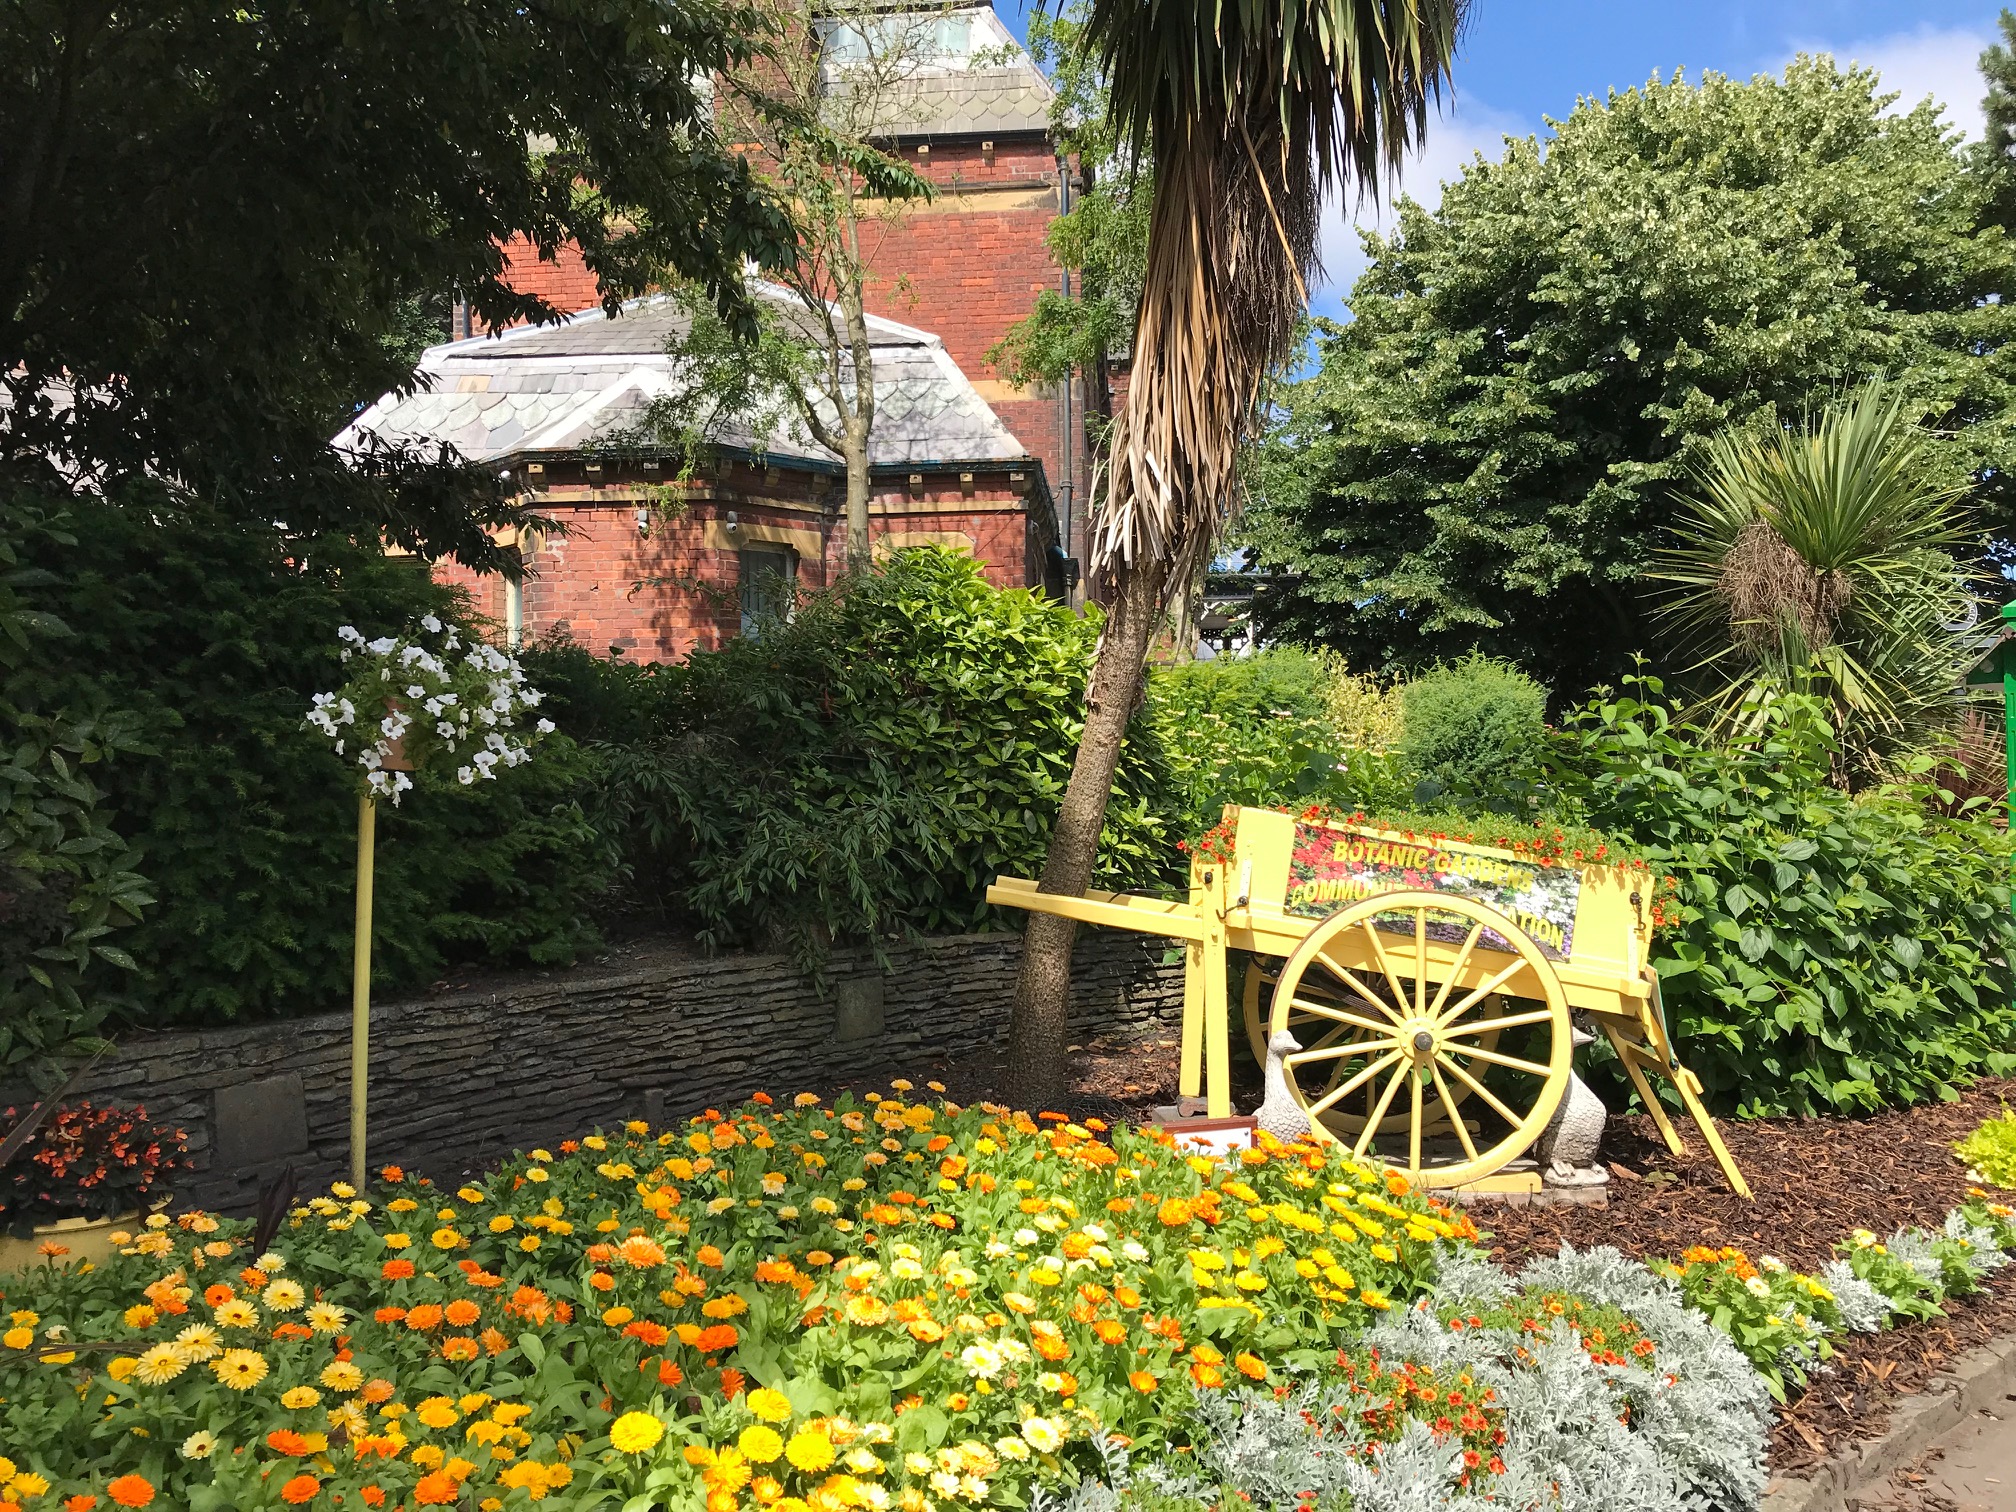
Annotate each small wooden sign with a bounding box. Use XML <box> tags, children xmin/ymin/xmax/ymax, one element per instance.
<box><xmin>1149</xmin><ymin>1109</ymin><xmax>1256</xmax><ymax>1157</ymax></box>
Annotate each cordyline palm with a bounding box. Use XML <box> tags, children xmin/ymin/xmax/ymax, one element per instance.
<box><xmin>1003</xmin><ymin>0</ymin><xmax>1462</xmax><ymax>1108</ymax></box>
<box><xmin>1653</xmin><ymin>382</ymin><xmax>1981</xmax><ymax>787</ymax></box>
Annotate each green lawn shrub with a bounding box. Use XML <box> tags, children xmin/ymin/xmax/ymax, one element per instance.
<box><xmin>1550</xmin><ymin>676</ymin><xmax>2016</xmax><ymax>1116</ymax></box>
<box><xmin>1398</xmin><ymin>653</ymin><xmax>1549</xmax><ymax>805</ymax></box>
<box><xmin>563</xmin><ymin>549</ymin><xmax>1179</xmax><ymax>968</ymax></box>
<box><xmin>1143</xmin><ymin>648</ymin><xmax>1338</xmax><ymax>833</ymax></box>
<box><xmin>1956</xmin><ymin>1108</ymin><xmax>2016</xmax><ymax>1189</ymax></box>
<box><xmin>6</xmin><ymin>484</ymin><xmax>615</xmax><ymax>1027</ymax></box>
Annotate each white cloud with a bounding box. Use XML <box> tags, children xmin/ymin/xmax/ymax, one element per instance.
<box><xmin>1311</xmin><ymin>95</ymin><xmax>1527</xmax><ymax>318</ymax></box>
<box><xmin>1785</xmin><ymin>24</ymin><xmax>1992</xmax><ymax>141</ymax></box>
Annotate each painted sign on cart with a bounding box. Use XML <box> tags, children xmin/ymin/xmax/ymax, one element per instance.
<box><xmin>1285</xmin><ymin>826</ymin><xmax>1582</xmax><ymax>959</ymax></box>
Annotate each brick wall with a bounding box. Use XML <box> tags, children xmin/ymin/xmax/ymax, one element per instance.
<box><xmin>54</xmin><ymin>930</ymin><xmax>1185</xmax><ymax>1213</ymax></box>
<box><xmin>439</xmin><ymin>459</ymin><xmax>1041</xmax><ymax>661</ymax></box>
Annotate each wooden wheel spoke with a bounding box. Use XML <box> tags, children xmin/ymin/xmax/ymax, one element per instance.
<box><xmin>1288</xmin><ymin>999</ymin><xmax>1396</xmax><ymax>1038</ymax></box>
<box><xmin>1434</xmin><ymin>959</ymin><xmax>1532</xmax><ymax>1028</ymax></box>
<box><xmin>1311</xmin><ymin>957</ymin><xmax>1405</xmax><ymax>1024</ymax></box>
<box><xmin>1412</xmin><ymin>908</ymin><xmax>1429</xmax><ymax>1016</ymax></box>
<box><xmin>1423</xmin><ymin>923</ymin><xmax>1485</xmax><ymax>1020</ymax></box>
<box><xmin>1287</xmin><ymin>1038</ymin><xmax>1394</xmax><ymax>1068</ymax></box>
<box><xmin>1443</xmin><ymin>1006</ymin><xmax>1553</xmax><ymax>1037</ymax></box>
<box><xmin>1447</xmin><ymin>1041</ymin><xmax>1554</xmax><ymax>1078</ymax></box>
<box><xmin>1440</xmin><ymin>1054</ymin><xmax>1525</xmax><ymax>1130</ymax></box>
<box><xmin>1305</xmin><ymin>1050</ymin><xmax>1402</xmax><ymax>1119</ymax></box>
<box><xmin>1407</xmin><ymin>1061</ymin><xmax>1424</xmax><ymax>1172</ymax></box>
<box><xmin>1361</xmin><ymin>920</ymin><xmax>1412</xmax><ymax>1021</ymax></box>
<box><xmin>1351</xmin><ymin>1060</ymin><xmax>1410</xmax><ymax>1159</ymax></box>
<box><xmin>1429</xmin><ymin>1061</ymin><xmax>1479</xmax><ymax>1162</ymax></box>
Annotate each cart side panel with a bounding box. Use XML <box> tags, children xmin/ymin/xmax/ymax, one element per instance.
<box><xmin>1232</xmin><ymin>806</ymin><xmax>1297</xmax><ymax>914</ymax></box>
<box><xmin>1566</xmin><ymin>864</ymin><xmax>1649</xmax><ymax>985</ymax></box>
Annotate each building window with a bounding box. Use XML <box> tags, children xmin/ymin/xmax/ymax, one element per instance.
<box><xmin>738</xmin><ymin>546</ymin><xmax>797</xmax><ymax>638</ymax></box>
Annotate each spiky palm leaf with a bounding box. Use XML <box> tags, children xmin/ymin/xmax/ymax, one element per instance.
<box><xmin>1080</xmin><ymin>0</ymin><xmax>1464</xmax><ymax>584</ymax></box>
<box><xmin>1653</xmin><ymin>381</ymin><xmax>1983</xmax><ymax>780</ymax></box>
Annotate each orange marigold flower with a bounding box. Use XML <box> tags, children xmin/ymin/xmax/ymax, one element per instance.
<box><xmin>381</xmin><ymin>1259</ymin><xmax>415</xmax><ymax>1281</ymax></box>
<box><xmin>752</xmin><ymin>1091</ymin><xmax>774</xmax><ymax>1105</ymax></box>
<box><xmin>696</xmin><ymin>1323</ymin><xmax>739</xmax><ymax>1352</ymax></box>
<box><xmin>481</xmin><ymin>1328</ymin><xmax>511</xmax><ymax>1356</ymax></box>
<box><xmin>240</xmin><ymin>1268</ymin><xmax>269</xmax><ymax>1289</ymax></box>
<box><xmin>618</xmin><ymin>1236</ymin><xmax>668</xmax><ymax>1269</ymax></box>
<box><xmin>380</xmin><ymin>1165</ymin><xmax>405</xmax><ymax>1182</ymax></box>
<box><xmin>440</xmin><ymin>1336</ymin><xmax>480</xmax><ymax>1362</ymax></box>
<box><xmin>1129</xmin><ymin>1371</ymin><xmax>1157</xmax><ymax>1393</ymax></box>
<box><xmin>405</xmin><ymin>1304</ymin><xmax>444</xmax><ymax>1331</ymax></box>
<box><xmin>204</xmin><ymin>1284</ymin><xmax>234</xmax><ymax>1307</ymax></box>
<box><xmin>625</xmin><ymin>1320</ymin><xmax>672</xmax><ymax>1347</ymax></box>
<box><xmin>589</xmin><ymin>1273</ymin><xmax>615</xmax><ymax>1293</ymax></box>
<box><xmin>1094</xmin><ymin>1320</ymin><xmax>1127</xmax><ymax>1344</ymax></box>
<box><xmin>659</xmin><ymin>1359</ymin><xmax>685</xmax><ymax>1386</ymax></box>
<box><xmin>361</xmin><ymin>1490</ymin><xmax>386</xmax><ymax>1509</ymax></box>
<box><xmin>413</xmin><ymin>1472</ymin><xmax>459</xmax><ymax>1506</ymax></box>
<box><xmin>718</xmin><ymin>1366</ymin><xmax>746</xmax><ymax>1397</ymax></box>
<box><xmin>361</xmin><ymin>1377</ymin><xmax>397</xmax><ymax>1403</ymax></box>
<box><xmin>107</xmin><ymin>1477</ymin><xmax>155</xmax><ymax>1509</ymax></box>
<box><xmin>1234</xmin><ymin>1353</ymin><xmax>1267</xmax><ymax>1380</ymax></box>
<box><xmin>443</xmin><ymin>1299</ymin><xmax>481</xmax><ymax>1328</ymax></box>
<box><xmin>272</xmin><ymin>1322</ymin><xmax>313</xmax><ymax>1342</ymax></box>
<box><xmin>267</xmin><ymin>1429</ymin><xmax>313</xmax><ymax>1455</ymax></box>
<box><xmin>372</xmin><ymin>1307</ymin><xmax>405</xmax><ymax>1325</ymax></box>
<box><xmin>1157</xmin><ymin>1198</ymin><xmax>1193</xmax><ymax>1227</ymax></box>
<box><xmin>696</xmin><ymin>1245</ymin><xmax>726</xmax><ymax>1269</ymax></box>
<box><xmin>64</xmin><ymin>1498</ymin><xmax>99</xmax><ymax>1512</ymax></box>
<box><xmin>280</xmin><ymin>1476</ymin><xmax>319</xmax><ymax>1505</ymax></box>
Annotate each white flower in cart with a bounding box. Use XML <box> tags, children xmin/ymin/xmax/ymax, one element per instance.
<box><xmin>421</xmin><ymin>615</ymin><xmax>442</xmax><ymax>633</ymax></box>
<box><xmin>536</xmin><ymin>718</ymin><xmax>555</xmax><ymax>734</ymax></box>
<box><xmin>456</xmin><ymin>767</ymin><xmax>476</xmax><ymax>785</ymax></box>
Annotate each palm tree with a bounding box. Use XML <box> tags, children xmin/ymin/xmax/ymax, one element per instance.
<box><xmin>1003</xmin><ymin>0</ymin><xmax>1464</xmax><ymax>1108</ymax></box>
<box><xmin>1653</xmin><ymin>382</ymin><xmax>1983</xmax><ymax>786</ymax></box>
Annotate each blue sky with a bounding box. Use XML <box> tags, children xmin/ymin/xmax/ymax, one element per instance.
<box><xmin>993</xmin><ymin>0</ymin><xmax>2005</xmax><ymax>316</ymax></box>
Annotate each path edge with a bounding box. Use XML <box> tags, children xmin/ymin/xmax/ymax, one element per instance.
<box><xmin>1761</xmin><ymin>1328</ymin><xmax>2016</xmax><ymax>1512</ymax></box>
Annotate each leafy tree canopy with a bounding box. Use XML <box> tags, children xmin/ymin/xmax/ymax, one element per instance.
<box><xmin>1</xmin><ymin>0</ymin><xmax>799</xmax><ymax>568</ymax></box>
<box><xmin>1245</xmin><ymin>59</ymin><xmax>2016</xmax><ymax>694</ymax></box>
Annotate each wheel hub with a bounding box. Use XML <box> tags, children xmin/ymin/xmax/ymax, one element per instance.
<box><xmin>1403</xmin><ymin>1021</ymin><xmax>1439</xmax><ymax>1062</ymax></box>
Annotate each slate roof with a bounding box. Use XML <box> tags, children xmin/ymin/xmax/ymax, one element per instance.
<box><xmin>336</xmin><ymin>286</ymin><xmax>1028</xmax><ymax>472</ymax></box>
<box><xmin>854</xmin><ymin>65</ymin><xmax>1053</xmax><ymax>139</ymax></box>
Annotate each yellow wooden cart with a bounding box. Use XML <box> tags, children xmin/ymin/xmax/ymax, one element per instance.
<box><xmin>989</xmin><ymin>805</ymin><xmax>1750</xmax><ymax>1197</ymax></box>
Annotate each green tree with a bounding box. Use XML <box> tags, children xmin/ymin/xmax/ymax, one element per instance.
<box><xmin>2</xmin><ymin>0</ymin><xmax>798</xmax><ymax>567</ymax></box>
<box><xmin>1652</xmin><ymin>383</ymin><xmax>1982</xmax><ymax>783</ymax></box>
<box><xmin>1002</xmin><ymin>0</ymin><xmax>1462</xmax><ymax>1110</ymax></box>
<box><xmin>1245</xmin><ymin>60</ymin><xmax>2016</xmax><ymax>695</ymax></box>
<box><xmin>1976</xmin><ymin>10</ymin><xmax>2016</xmax><ymax>231</ymax></box>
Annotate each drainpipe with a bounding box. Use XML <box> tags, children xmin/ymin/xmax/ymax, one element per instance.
<box><xmin>1056</xmin><ymin>151</ymin><xmax>1075</xmax><ymax>601</ymax></box>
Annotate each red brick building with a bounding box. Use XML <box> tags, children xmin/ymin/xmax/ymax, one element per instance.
<box><xmin>340</xmin><ymin>292</ymin><xmax>1054</xmax><ymax>661</ymax></box>
<box><xmin>374</xmin><ymin>4</ymin><xmax>1097</xmax><ymax>660</ymax></box>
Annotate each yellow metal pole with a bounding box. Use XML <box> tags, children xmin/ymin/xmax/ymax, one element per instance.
<box><xmin>350</xmin><ymin>793</ymin><xmax>376</xmax><ymax>1191</ymax></box>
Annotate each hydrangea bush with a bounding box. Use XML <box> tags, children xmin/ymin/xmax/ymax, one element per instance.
<box><xmin>305</xmin><ymin>618</ymin><xmax>553</xmax><ymax>803</ymax></box>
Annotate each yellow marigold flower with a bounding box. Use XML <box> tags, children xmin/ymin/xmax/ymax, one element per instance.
<box><xmin>383</xmin><ymin>1233</ymin><xmax>413</xmax><ymax>1249</ymax></box>
<box><xmin>306</xmin><ymin>1302</ymin><xmax>347</xmax><ymax>1335</ymax></box>
<box><xmin>212</xmin><ymin>1348</ymin><xmax>269</xmax><ymax>1390</ymax></box>
<box><xmin>1370</xmin><ymin>1243</ymin><xmax>1398</xmax><ymax>1264</ymax></box>
<box><xmin>321</xmin><ymin>1361</ymin><xmax>364</xmax><ymax>1391</ymax></box>
<box><xmin>3</xmin><ymin>1327</ymin><xmax>32</xmax><ymax>1350</ymax></box>
<box><xmin>214</xmin><ymin>1297</ymin><xmax>259</xmax><ymax>1329</ymax></box>
<box><xmin>264</xmin><ymin>1279</ymin><xmax>307</xmax><ymax>1311</ymax></box>
<box><xmin>123</xmin><ymin>1303</ymin><xmax>159</xmax><ymax>1329</ymax></box>
<box><xmin>739</xmin><ymin>1425</ymin><xmax>785</xmax><ymax>1464</ymax></box>
<box><xmin>133</xmin><ymin>1343</ymin><xmax>188</xmax><ymax>1384</ymax></box>
<box><xmin>489</xmin><ymin>1215</ymin><xmax>515</xmax><ymax>1234</ymax></box>
<box><xmin>610</xmin><ymin>1412</ymin><xmax>665</xmax><ymax>1455</ymax></box>
<box><xmin>417</xmin><ymin>1397</ymin><xmax>461</xmax><ymax>1429</ymax></box>
<box><xmin>107</xmin><ymin>1355</ymin><xmax>138</xmax><ymax>1382</ymax></box>
<box><xmin>432</xmin><ymin>1228</ymin><xmax>464</xmax><ymax>1250</ymax></box>
<box><xmin>747</xmin><ymin>1387</ymin><xmax>793</xmax><ymax>1424</ymax></box>
<box><xmin>175</xmin><ymin>1323</ymin><xmax>222</xmax><ymax>1361</ymax></box>
<box><xmin>13</xmin><ymin>1470</ymin><xmax>49</xmax><ymax>1496</ymax></box>
<box><xmin>282</xmin><ymin>1385</ymin><xmax>322</xmax><ymax>1409</ymax></box>
<box><xmin>785</xmin><ymin>1428</ymin><xmax>836</xmax><ymax>1473</ymax></box>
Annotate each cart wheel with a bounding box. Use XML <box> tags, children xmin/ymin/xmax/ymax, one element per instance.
<box><xmin>1243</xmin><ymin>960</ymin><xmax>1354</xmax><ymax>1067</ymax></box>
<box><xmin>1267</xmin><ymin>890</ymin><xmax>1572</xmax><ymax>1188</ymax></box>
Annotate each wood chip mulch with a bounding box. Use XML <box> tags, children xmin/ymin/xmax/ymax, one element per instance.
<box><xmin>828</xmin><ymin>1038</ymin><xmax>2016</xmax><ymax>1474</ymax></box>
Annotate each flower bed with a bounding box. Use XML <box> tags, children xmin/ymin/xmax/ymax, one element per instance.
<box><xmin>6</xmin><ymin>1091</ymin><xmax>2007</xmax><ymax>1511</ymax></box>
<box><xmin>0</xmin><ymin>1093</ymin><xmax>1478</xmax><ymax>1509</ymax></box>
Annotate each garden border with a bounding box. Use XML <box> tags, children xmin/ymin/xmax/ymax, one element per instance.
<box><xmin>1761</xmin><ymin>1325</ymin><xmax>2016</xmax><ymax>1512</ymax></box>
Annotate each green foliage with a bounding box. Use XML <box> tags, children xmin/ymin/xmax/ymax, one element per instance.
<box><xmin>2</xmin><ymin>0</ymin><xmax>797</xmax><ymax>567</ymax></box>
<box><xmin>0</xmin><ymin>504</ymin><xmax>152</xmax><ymax>1080</ymax></box>
<box><xmin>574</xmin><ymin>550</ymin><xmax>1178</xmax><ymax>967</ymax></box>
<box><xmin>1975</xmin><ymin>11</ymin><xmax>2016</xmax><ymax>232</ymax></box>
<box><xmin>1550</xmin><ymin>677</ymin><xmax>2016</xmax><ymax>1116</ymax></box>
<box><xmin>7</xmin><ymin>485</ymin><xmax>615</xmax><ymax>1027</ymax></box>
<box><xmin>1398</xmin><ymin>655</ymin><xmax>1548</xmax><ymax>806</ymax></box>
<box><xmin>1956</xmin><ymin>1107</ymin><xmax>2016</xmax><ymax>1189</ymax></box>
<box><xmin>1247</xmin><ymin>59</ymin><xmax>2016</xmax><ymax>693</ymax></box>
<box><xmin>1654</xmin><ymin>382</ymin><xmax>1982</xmax><ymax>782</ymax></box>
<box><xmin>1144</xmin><ymin>650</ymin><xmax>1338</xmax><ymax>831</ymax></box>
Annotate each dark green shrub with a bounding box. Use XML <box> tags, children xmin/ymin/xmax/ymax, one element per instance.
<box><xmin>1399</xmin><ymin>655</ymin><xmax>1548</xmax><ymax>803</ymax></box>
<box><xmin>1</xmin><ymin>503</ymin><xmax>153</xmax><ymax>1078</ymax></box>
<box><xmin>1552</xmin><ymin>678</ymin><xmax>2016</xmax><ymax>1115</ymax></box>
<box><xmin>8</xmin><ymin>484</ymin><xmax>615</xmax><ymax>1026</ymax></box>
<box><xmin>578</xmin><ymin>549</ymin><xmax>1178</xmax><ymax>966</ymax></box>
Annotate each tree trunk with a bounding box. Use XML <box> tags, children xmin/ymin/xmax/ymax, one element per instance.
<box><xmin>1003</xmin><ymin>551</ymin><xmax>1170</xmax><ymax>1112</ymax></box>
<box><xmin>843</xmin><ymin>431</ymin><xmax>872</xmax><ymax>570</ymax></box>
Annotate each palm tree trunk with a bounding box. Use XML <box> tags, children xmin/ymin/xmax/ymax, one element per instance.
<box><xmin>1003</xmin><ymin>551</ymin><xmax>1169</xmax><ymax>1111</ymax></box>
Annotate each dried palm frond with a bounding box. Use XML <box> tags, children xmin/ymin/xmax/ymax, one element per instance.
<box><xmin>1080</xmin><ymin>0</ymin><xmax>1463</xmax><ymax>593</ymax></box>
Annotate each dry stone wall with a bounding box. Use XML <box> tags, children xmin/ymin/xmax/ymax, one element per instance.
<box><xmin>68</xmin><ymin>930</ymin><xmax>1184</xmax><ymax>1213</ymax></box>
